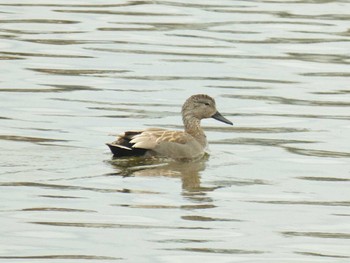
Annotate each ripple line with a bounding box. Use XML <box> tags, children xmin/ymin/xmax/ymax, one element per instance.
<box><xmin>0</xmin><ymin>255</ymin><xmax>121</xmax><ymax>260</ymax></box>
<box><xmin>28</xmin><ymin>68</ymin><xmax>130</xmax><ymax>76</ymax></box>
<box><xmin>0</xmin><ymin>135</ymin><xmax>68</xmax><ymax>143</ymax></box>
<box><xmin>164</xmin><ymin>247</ymin><xmax>265</xmax><ymax>254</ymax></box>
<box><xmin>248</xmin><ymin>200</ymin><xmax>350</xmax><ymax>207</ymax></box>
<box><xmin>282</xmin><ymin>231</ymin><xmax>350</xmax><ymax>239</ymax></box>
<box><xmin>228</xmin><ymin>94</ymin><xmax>350</xmax><ymax>107</ymax></box>
<box><xmin>0</xmin><ymin>182</ymin><xmax>160</xmax><ymax>194</ymax></box>
<box><xmin>31</xmin><ymin>221</ymin><xmax>211</xmax><ymax>230</ymax></box>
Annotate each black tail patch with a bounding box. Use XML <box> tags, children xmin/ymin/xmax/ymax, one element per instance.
<box><xmin>107</xmin><ymin>131</ymin><xmax>148</xmax><ymax>157</ymax></box>
<box><xmin>106</xmin><ymin>143</ymin><xmax>147</xmax><ymax>157</ymax></box>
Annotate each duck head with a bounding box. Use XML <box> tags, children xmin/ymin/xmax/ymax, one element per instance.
<box><xmin>182</xmin><ymin>94</ymin><xmax>233</xmax><ymax>125</ymax></box>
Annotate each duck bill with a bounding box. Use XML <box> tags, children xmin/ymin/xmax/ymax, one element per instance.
<box><xmin>211</xmin><ymin>111</ymin><xmax>233</xmax><ymax>125</ymax></box>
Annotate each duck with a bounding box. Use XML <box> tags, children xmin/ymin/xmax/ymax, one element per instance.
<box><xmin>106</xmin><ymin>94</ymin><xmax>233</xmax><ymax>160</ymax></box>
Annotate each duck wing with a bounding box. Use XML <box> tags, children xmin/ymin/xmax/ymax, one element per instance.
<box><xmin>107</xmin><ymin>128</ymin><xmax>204</xmax><ymax>159</ymax></box>
<box><xmin>130</xmin><ymin>129</ymin><xmax>190</xmax><ymax>149</ymax></box>
<box><xmin>106</xmin><ymin>130</ymin><xmax>150</xmax><ymax>157</ymax></box>
<box><xmin>130</xmin><ymin>129</ymin><xmax>204</xmax><ymax>159</ymax></box>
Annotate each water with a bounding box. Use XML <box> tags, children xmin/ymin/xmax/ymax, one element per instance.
<box><xmin>1</xmin><ymin>0</ymin><xmax>349</xmax><ymax>262</ymax></box>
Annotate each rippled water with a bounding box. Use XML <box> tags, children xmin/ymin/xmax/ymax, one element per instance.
<box><xmin>1</xmin><ymin>0</ymin><xmax>349</xmax><ymax>262</ymax></box>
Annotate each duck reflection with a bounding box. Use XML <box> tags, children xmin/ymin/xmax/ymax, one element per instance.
<box><xmin>108</xmin><ymin>155</ymin><xmax>209</xmax><ymax>192</ymax></box>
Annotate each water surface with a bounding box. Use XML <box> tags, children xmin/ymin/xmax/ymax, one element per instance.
<box><xmin>0</xmin><ymin>0</ymin><xmax>349</xmax><ymax>262</ymax></box>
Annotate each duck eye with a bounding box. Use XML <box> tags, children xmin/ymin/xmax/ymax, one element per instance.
<box><xmin>204</xmin><ymin>102</ymin><xmax>210</xmax><ymax>106</ymax></box>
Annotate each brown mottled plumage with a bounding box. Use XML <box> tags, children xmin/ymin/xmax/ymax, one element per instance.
<box><xmin>106</xmin><ymin>94</ymin><xmax>232</xmax><ymax>160</ymax></box>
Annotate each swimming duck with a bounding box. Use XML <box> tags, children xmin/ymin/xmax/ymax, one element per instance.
<box><xmin>106</xmin><ymin>94</ymin><xmax>232</xmax><ymax>160</ymax></box>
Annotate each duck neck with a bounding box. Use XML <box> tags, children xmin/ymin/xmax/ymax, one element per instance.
<box><xmin>183</xmin><ymin>115</ymin><xmax>207</xmax><ymax>147</ymax></box>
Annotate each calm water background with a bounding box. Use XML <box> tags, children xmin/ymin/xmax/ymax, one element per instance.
<box><xmin>1</xmin><ymin>0</ymin><xmax>349</xmax><ymax>262</ymax></box>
